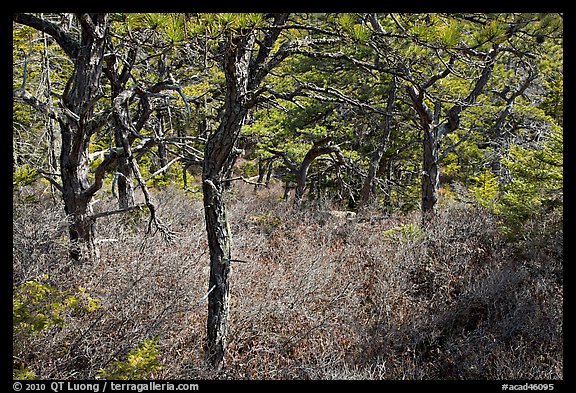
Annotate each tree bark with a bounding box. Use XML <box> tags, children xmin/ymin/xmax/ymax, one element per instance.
<box><xmin>14</xmin><ymin>14</ymin><xmax>111</xmax><ymax>263</ymax></box>
<box><xmin>359</xmin><ymin>78</ymin><xmax>396</xmax><ymax>207</ymax></box>
<box><xmin>116</xmin><ymin>164</ymin><xmax>134</xmax><ymax>208</ymax></box>
<box><xmin>58</xmin><ymin>13</ymin><xmax>109</xmax><ymax>262</ymax></box>
<box><xmin>113</xmin><ymin>131</ymin><xmax>135</xmax><ymax>209</ymax></box>
<box><xmin>105</xmin><ymin>46</ymin><xmax>137</xmax><ymax>209</ymax></box>
<box><xmin>201</xmin><ymin>13</ymin><xmax>290</xmax><ymax>370</ymax></box>
<box><xmin>254</xmin><ymin>158</ymin><xmax>274</xmax><ymax>191</ymax></box>
<box><xmin>254</xmin><ymin>159</ymin><xmax>266</xmax><ymax>192</ymax></box>
<box><xmin>407</xmin><ymin>46</ymin><xmax>499</xmax><ymax>224</ymax></box>
<box><xmin>294</xmin><ymin>139</ymin><xmax>345</xmax><ymax>202</ymax></box>
<box><xmin>203</xmin><ymin>32</ymin><xmax>254</xmax><ymax>371</ymax></box>
<box><xmin>421</xmin><ymin>119</ymin><xmax>442</xmax><ymax>223</ymax></box>
<box><xmin>264</xmin><ymin>160</ymin><xmax>274</xmax><ymax>187</ymax></box>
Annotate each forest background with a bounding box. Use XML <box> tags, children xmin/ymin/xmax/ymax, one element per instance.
<box><xmin>12</xmin><ymin>12</ymin><xmax>563</xmax><ymax>380</ymax></box>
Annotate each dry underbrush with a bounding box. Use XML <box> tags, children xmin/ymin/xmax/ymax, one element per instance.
<box><xmin>12</xmin><ymin>182</ymin><xmax>563</xmax><ymax>380</ymax></box>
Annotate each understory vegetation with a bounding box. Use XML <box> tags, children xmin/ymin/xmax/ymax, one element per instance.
<box><xmin>13</xmin><ymin>181</ymin><xmax>562</xmax><ymax>380</ymax></box>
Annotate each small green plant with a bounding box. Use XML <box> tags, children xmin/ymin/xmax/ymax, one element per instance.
<box><xmin>251</xmin><ymin>210</ymin><xmax>282</xmax><ymax>231</ymax></box>
<box><xmin>468</xmin><ymin>169</ymin><xmax>499</xmax><ymax>209</ymax></box>
<box><xmin>383</xmin><ymin>223</ymin><xmax>424</xmax><ymax>243</ymax></box>
<box><xmin>13</xmin><ymin>276</ymin><xmax>102</xmax><ymax>379</ymax></box>
<box><xmin>97</xmin><ymin>337</ymin><xmax>163</xmax><ymax>380</ymax></box>
<box><xmin>13</xmin><ymin>362</ymin><xmax>37</xmax><ymax>380</ymax></box>
<box><xmin>13</xmin><ymin>276</ymin><xmax>101</xmax><ymax>334</ymax></box>
<box><xmin>13</xmin><ymin>164</ymin><xmax>38</xmax><ymax>188</ymax></box>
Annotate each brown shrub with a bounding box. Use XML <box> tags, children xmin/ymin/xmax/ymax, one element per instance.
<box><xmin>12</xmin><ymin>183</ymin><xmax>562</xmax><ymax>379</ymax></box>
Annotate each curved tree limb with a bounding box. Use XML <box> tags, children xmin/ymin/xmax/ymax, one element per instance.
<box><xmin>13</xmin><ymin>13</ymin><xmax>80</xmax><ymax>59</ymax></box>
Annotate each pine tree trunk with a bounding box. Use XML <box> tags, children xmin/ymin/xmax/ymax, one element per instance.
<box><xmin>408</xmin><ymin>47</ymin><xmax>499</xmax><ymax>225</ymax></box>
<box><xmin>115</xmin><ymin>159</ymin><xmax>134</xmax><ymax>209</ymax></box>
<box><xmin>359</xmin><ymin>79</ymin><xmax>396</xmax><ymax>207</ymax></box>
<box><xmin>59</xmin><ymin>14</ymin><xmax>109</xmax><ymax>262</ymax></box>
<box><xmin>201</xmin><ymin>14</ymin><xmax>289</xmax><ymax>370</ymax></box>
<box><xmin>106</xmin><ymin>46</ymin><xmax>137</xmax><ymax>210</ymax></box>
<box><xmin>202</xmin><ymin>177</ymin><xmax>233</xmax><ymax>369</ymax></box>
<box><xmin>60</xmin><ymin>150</ymin><xmax>96</xmax><ymax>262</ymax></box>
<box><xmin>421</xmin><ymin>124</ymin><xmax>440</xmax><ymax>223</ymax></box>
<box><xmin>203</xmin><ymin>32</ymin><xmax>253</xmax><ymax>371</ymax></box>
<box><xmin>114</xmin><ymin>129</ymin><xmax>135</xmax><ymax>209</ymax></box>
<box><xmin>294</xmin><ymin>142</ymin><xmax>345</xmax><ymax>202</ymax></box>
<box><xmin>203</xmin><ymin>122</ymin><xmax>244</xmax><ymax>369</ymax></box>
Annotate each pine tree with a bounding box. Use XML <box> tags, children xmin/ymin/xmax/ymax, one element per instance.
<box><xmin>499</xmin><ymin>125</ymin><xmax>562</xmax><ymax>237</ymax></box>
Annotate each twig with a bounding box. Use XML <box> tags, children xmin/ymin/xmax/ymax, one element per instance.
<box><xmin>89</xmin><ymin>203</ymin><xmax>148</xmax><ymax>220</ymax></box>
<box><xmin>226</xmin><ymin>259</ymin><xmax>251</xmax><ymax>264</ymax></box>
<box><xmin>197</xmin><ymin>285</ymin><xmax>216</xmax><ymax>306</ymax></box>
<box><xmin>145</xmin><ymin>156</ymin><xmax>182</xmax><ymax>181</ymax></box>
<box><xmin>222</xmin><ymin>176</ymin><xmax>265</xmax><ymax>186</ymax></box>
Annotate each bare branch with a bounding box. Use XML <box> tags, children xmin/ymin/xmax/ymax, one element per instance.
<box><xmin>422</xmin><ymin>56</ymin><xmax>454</xmax><ymax>89</ymax></box>
<box><xmin>13</xmin><ymin>88</ymin><xmax>60</xmax><ymax>121</ymax></box>
<box><xmin>145</xmin><ymin>156</ymin><xmax>182</xmax><ymax>182</ymax></box>
<box><xmin>197</xmin><ymin>285</ymin><xmax>216</xmax><ymax>306</ymax></box>
<box><xmin>443</xmin><ymin>45</ymin><xmax>500</xmax><ymax>135</ymax></box>
<box><xmin>89</xmin><ymin>203</ymin><xmax>148</xmax><ymax>220</ymax></box>
<box><xmin>35</xmin><ymin>168</ymin><xmax>63</xmax><ymax>193</ymax></box>
<box><xmin>13</xmin><ymin>13</ymin><xmax>80</xmax><ymax>59</ymax></box>
<box><xmin>147</xmin><ymin>79</ymin><xmax>191</xmax><ymax>117</ymax></box>
<box><xmin>221</xmin><ymin>176</ymin><xmax>265</xmax><ymax>186</ymax></box>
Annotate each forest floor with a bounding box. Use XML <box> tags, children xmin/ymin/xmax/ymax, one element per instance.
<box><xmin>13</xmin><ymin>181</ymin><xmax>563</xmax><ymax>380</ymax></box>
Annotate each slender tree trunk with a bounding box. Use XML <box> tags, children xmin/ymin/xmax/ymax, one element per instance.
<box><xmin>283</xmin><ymin>182</ymin><xmax>294</xmax><ymax>201</ymax></box>
<box><xmin>106</xmin><ymin>47</ymin><xmax>137</xmax><ymax>209</ymax></box>
<box><xmin>407</xmin><ymin>47</ymin><xmax>499</xmax><ymax>224</ymax></box>
<box><xmin>254</xmin><ymin>158</ymin><xmax>268</xmax><ymax>192</ymax></box>
<box><xmin>359</xmin><ymin>79</ymin><xmax>396</xmax><ymax>207</ymax></box>
<box><xmin>421</xmin><ymin>123</ymin><xmax>441</xmax><ymax>222</ymax></box>
<box><xmin>294</xmin><ymin>140</ymin><xmax>345</xmax><ymax>202</ymax></box>
<box><xmin>407</xmin><ymin>88</ymin><xmax>449</xmax><ymax>224</ymax></box>
<box><xmin>202</xmin><ymin>176</ymin><xmax>233</xmax><ymax>370</ymax></box>
<box><xmin>157</xmin><ymin>111</ymin><xmax>169</xmax><ymax>169</ymax></box>
<box><xmin>116</xmin><ymin>164</ymin><xmax>134</xmax><ymax>208</ymax></box>
<box><xmin>114</xmin><ymin>131</ymin><xmax>135</xmax><ymax>209</ymax></box>
<box><xmin>381</xmin><ymin>158</ymin><xmax>392</xmax><ymax>208</ymax></box>
<box><xmin>255</xmin><ymin>159</ymin><xmax>275</xmax><ymax>192</ymax></box>
<box><xmin>40</xmin><ymin>28</ymin><xmax>60</xmax><ymax>203</ymax></box>
<box><xmin>201</xmin><ymin>14</ymin><xmax>290</xmax><ymax>370</ymax></box>
<box><xmin>203</xmin><ymin>32</ymin><xmax>253</xmax><ymax>371</ymax></box>
<box><xmin>264</xmin><ymin>159</ymin><xmax>274</xmax><ymax>187</ymax></box>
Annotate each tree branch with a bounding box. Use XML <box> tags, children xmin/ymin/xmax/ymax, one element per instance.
<box><xmin>89</xmin><ymin>203</ymin><xmax>148</xmax><ymax>220</ymax></box>
<box><xmin>13</xmin><ymin>13</ymin><xmax>80</xmax><ymax>59</ymax></box>
<box><xmin>145</xmin><ymin>156</ymin><xmax>182</xmax><ymax>182</ymax></box>
<box><xmin>221</xmin><ymin>176</ymin><xmax>265</xmax><ymax>186</ymax></box>
<box><xmin>443</xmin><ymin>45</ymin><xmax>500</xmax><ymax>136</ymax></box>
<box><xmin>35</xmin><ymin>168</ymin><xmax>63</xmax><ymax>193</ymax></box>
<box><xmin>13</xmin><ymin>88</ymin><xmax>60</xmax><ymax>121</ymax></box>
